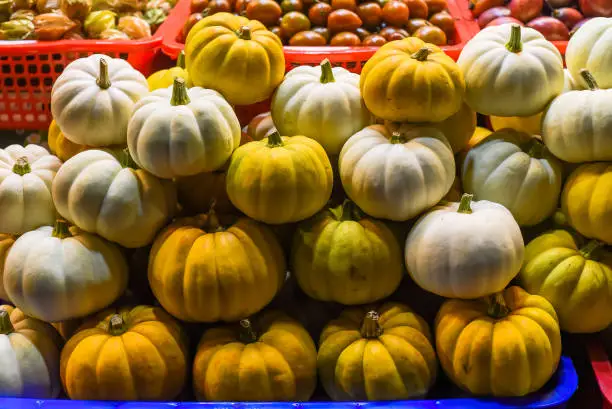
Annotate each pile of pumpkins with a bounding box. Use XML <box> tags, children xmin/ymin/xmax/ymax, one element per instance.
<box><xmin>0</xmin><ymin>10</ymin><xmax>611</xmax><ymax>404</ymax></box>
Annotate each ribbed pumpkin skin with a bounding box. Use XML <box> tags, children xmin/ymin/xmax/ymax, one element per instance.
<box><xmin>520</xmin><ymin>230</ymin><xmax>612</xmax><ymax>333</ymax></box>
<box><xmin>435</xmin><ymin>286</ymin><xmax>561</xmax><ymax>397</ymax></box>
<box><xmin>60</xmin><ymin>306</ymin><xmax>188</xmax><ymax>401</ymax></box>
<box><xmin>48</xmin><ymin>120</ymin><xmax>89</xmax><ymax>161</ymax></box>
<box><xmin>176</xmin><ymin>170</ymin><xmax>235</xmax><ymax>215</ymax></box>
<box><xmin>318</xmin><ymin>303</ymin><xmax>437</xmax><ymax>401</ymax></box>
<box><xmin>193</xmin><ymin>310</ymin><xmax>317</xmax><ymax>401</ymax></box>
<box><xmin>226</xmin><ymin>134</ymin><xmax>333</xmax><ymax>224</ymax></box>
<box><xmin>0</xmin><ymin>234</ymin><xmax>15</xmax><ymax>302</ymax></box>
<box><xmin>149</xmin><ymin>214</ymin><xmax>286</xmax><ymax>322</ymax></box>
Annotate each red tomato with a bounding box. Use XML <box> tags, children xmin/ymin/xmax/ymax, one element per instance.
<box><xmin>468</xmin><ymin>0</ymin><xmax>505</xmax><ymax>16</ymax></box>
<box><xmin>331</xmin><ymin>0</ymin><xmax>358</xmax><ymax>10</ymax></box>
<box><xmin>429</xmin><ymin>10</ymin><xmax>454</xmax><ymax>36</ymax></box>
<box><xmin>570</xmin><ymin>17</ymin><xmax>592</xmax><ymax>35</ymax></box>
<box><xmin>527</xmin><ymin>15</ymin><xmax>570</xmax><ymax>40</ymax></box>
<box><xmin>327</xmin><ymin>9</ymin><xmax>362</xmax><ymax>33</ymax></box>
<box><xmin>414</xmin><ymin>24</ymin><xmax>446</xmax><ymax>44</ymax></box>
<box><xmin>357</xmin><ymin>2</ymin><xmax>383</xmax><ymax>28</ymax></box>
<box><xmin>508</xmin><ymin>0</ymin><xmax>543</xmax><ymax>22</ymax></box>
<box><xmin>477</xmin><ymin>6</ymin><xmax>510</xmax><ymax>28</ymax></box>
<box><xmin>388</xmin><ymin>30</ymin><xmax>409</xmax><ymax>40</ymax></box>
<box><xmin>281</xmin><ymin>0</ymin><xmax>303</xmax><ymax>12</ymax></box>
<box><xmin>190</xmin><ymin>0</ymin><xmax>208</xmax><ymax>13</ymax></box>
<box><xmin>356</xmin><ymin>27</ymin><xmax>372</xmax><ymax>39</ymax></box>
<box><xmin>424</xmin><ymin>0</ymin><xmax>446</xmax><ymax>14</ymax></box>
<box><xmin>289</xmin><ymin>30</ymin><xmax>327</xmax><ymax>45</ymax></box>
<box><xmin>308</xmin><ymin>2</ymin><xmax>333</xmax><ymax>26</ymax></box>
<box><xmin>403</xmin><ymin>0</ymin><xmax>428</xmax><ymax>18</ymax></box>
<box><xmin>246</xmin><ymin>0</ymin><xmax>282</xmax><ymax>26</ymax></box>
<box><xmin>552</xmin><ymin>7</ymin><xmax>584</xmax><ymax>28</ymax></box>
<box><xmin>486</xmin><ymin>16</ymin><xmax>524</xmax><ymax>25</ymax></box>
<box><xmin>330</xmin><ymin>31</ymin><xmax>361</xmax><ymax>45</ymax></box>
<box><xmin>579</xmin><ymin>0</ymin><xmax>612</xmax><ymax>17</ymax></box>
<box><xmin>281</xmin><ymin>11</ymin><xmax>311</xmax><ymax>38</ymax></box>
<box><xmin>179</xmin><ymin>12</ymin><xmax>203</xmax><ymax>42</ymax></box>
<box><xmin>407</xmin><ymin>17</ymin><xmax>432</xmax><ymax>33</ymax></box>
<box><xmin>363</xmin><ymin>33</ymin><xmax>387</xmax><ymax>44</ymax></box>
<box><xmin>383</xmin><ymin>1</ymin><xmax>410</xmax><ymax>26</ymax></box>
<box><xmin>312</xmin><ymin>26</ymin><xmax>330</xmax><ymax>41</ymax></box>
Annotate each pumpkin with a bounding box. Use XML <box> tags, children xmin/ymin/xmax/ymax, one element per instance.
<box><xmin>339</xmin><ymin>125</ymin><xmax>455</xmax><ymax>221</ymax></box>
<box><xmin>563</xmin><ymin>68</ymin><xmax>583</xmax><ymax>93</ymax></box>
<box><xmin>457</xmin><ymin>24</ymin><xmax>564</xmax><ymax>116</ymax></box>
<box><xmin>406</xmin><ymin>194</ymin><xmax>524</xmax><ymax>299</ymax></box>
<box><xmin>185</xmin><ymin>12</ymin><xmax>285</xmax><ymax>106</ymax></box>
<box><xmin>0</xmin><ymin>144</ymin><xmax>61</xmax><ymax>235</ymax></box>
<box><xmin>147</xmin><ymin>51</ymin><xmax>192</xmax><ymax>91</ymax></box>
<box><xmin>435</xmin><ymin>286</ymin><xmax>561</xmax><ymax>396</ymax></box>
<box><xmin>0</xmin><ymin>234</ymin><xmax>14</xmax><ymax>302</ymax></box>
<box><xmin>291</xmin><ymin>201</ymin><xmax>403</xmax><ymax>305</ymax></box>
<box><xmin>519</xmin><ymin>229</ymin><xmax>612</xmax><ymax>333</ymax></box>
<box><xmin>461</xmin><ymin>129</ymin><xmax>563</xmax><ymax>226</ymax></box>
<box><xmin>193</xmin><ymin>310</ymin><xmax>317</xmax><ymax>401</ymax></box>
<box><xmin>227</xmin><ymin>130</ymin><xmax>333</xmax><ymax>224</ymax></box>
<box><xmin>245</xmin><ymin>111</ymin><xmax>276</xmax><ymax>141</ymax></box>
<box><xmin>128</xmin><ymin>78</ymin><xmax>241</xmax><ymax>179</ymax></box>
<box><xmin>60</xmin><ymin>306</ymin><xmax>188</xmax><ymax>400</ymax></box>
<box><xmin>542</xmin><ymin>70</ymin><xmax>612</xmax><ymax>163</ymax></box>
<box><xmin>148</xmin><ymin>211</ymin><xmax>286</xmax><ymax>322</ymax></box>
<box><xmin>176</xmin><ymin>169</ymin><xmax>235</xmax><ymax>215</ymax></box>
<box><xmin>566</xmin><ymin>17</ymin><xmax>612</xmax><ymax>90</ymax></box>
<box><xmin>443</xmin><ymin>176</ymin><xmax>463</xmax><ymax>202</ymax></box>
<box><xmin>51</xmin><ymin>54</ymin><xmax>148</xmax><ymax>146</ymax></box>
<box><xmin>464</xmin><ymin>126</ymin><xmax>493</xmax><ymax>152</ymax></box>
<box><xmin>318</xmin><ymin>303</ymin><xmax>437</xmax><ymax>401</ymax></box>
<box><xmin>562</xmin><ymin>163</ymin><xmax>612</xmax><ymax>244</ymax></box>
<box><xmin>3</xmin><ymin>220</ymin><xmax>129</xmax><ymax>322</ymax></box>
<box><xmin>427</xmin><ymin>102</ymin><xmax>476</xmax><ymax>153</ymax></box>
<box><xmin>360</xmin><ymin>37</ymin><xmax>465</xmax><ymax>123</ymax></box>
<box><xmin>47</xmin><ymin>120</ymin><xmax>89</xmax><ymax>161</ymax></box>
<box><xmin>52</xmin><ymin>319</ymin><xmax>83</xmax><ymax>341</ymax></box>
<box><xmin>489</xmin><ymin>112</ymin><xmax>543</xmax><ymax>135</ymax></box>
<box><xmin>0</xmin><ymin>305</ymin><xmax>63</xmax><ymax>398</ymax></box>
<box><xmin>271</xmin><ymin>59</ymin><xmax>372</xmax><ymax>155</ymax></box>
<box><xmin>52</xmin><ymin>149</ymin><xmax>176</xmax><ymax>248</ymax></box>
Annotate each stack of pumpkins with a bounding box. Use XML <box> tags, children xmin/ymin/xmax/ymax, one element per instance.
<box><xmin>0</xmin><ymin>11</ymin><xmax>610</xmax><ymax>405</ymax></box>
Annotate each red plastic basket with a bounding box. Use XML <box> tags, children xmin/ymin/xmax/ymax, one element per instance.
<box><xmin>588</xmin><ymin>337</ymin><xmax>612</xmax><ymax>409</ymax></box>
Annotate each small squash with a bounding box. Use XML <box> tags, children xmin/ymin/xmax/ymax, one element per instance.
<box><xmin>457</xmin><ymin>24</ymin><xmax>564</xmax><ymax>116</ymax></box>
<box><xmin>435</xmin><ymin>286</ymin><xmax>561</xmax><ymax>396</ymax></box>
<box><xmin>51</xmin><ymin>54</ymin><xmax>149</xmax><ymax>146</ymax></box>
<box><xmin>60</xmin><ymin>306</ymin><xmax>188</xmax><ymax>401</ymax></box>
<box><xmin>245</xmin><ymin>111</ymin><xmax>276</xmax><ymax>141</ymax></box>
<box><xmin>271</xmin><ymin>59</ymin><xmax>372</xmax><ymax>155</ymax></box>
<box><xmin>406</xmin><ymin>194</ymin><xmax>524</xmax><ymax>299</ymax></box>
<box><xmin>292</xmin><ymin>201</ymin><xmax>403</xmax><ymax>305</ymax></box>
<box><xmin>464</xmin><ymin>126</ymin><xmax>493</xmax><ymax>152</ymax></box>
<box><xmin>0</xmin><ymin>234</ymin><xmax>15</xmax><ymax>302</ymax></box>
<box><xmin>128</xmin><ymin>78</ymin><xmax>241</xmax><ymax>179</ymax></box>
<box><xmin>185</xmin><ymin>12</ymin><xmax>285</xmax><ymax>105</ymax></box>
<box><xmin>562</xmin><ymin>68</ymin><xmax>583</xmax><ymax>93</ymax></box>
<box><xmin>176</xmin><ymin>169</ymin><xmax>235</xmax><ymax>215</ymax></box>
<box><xmin>318</xmin><ymin>303</ymin><xmax>437</xmax><ymax>400</ymax></box>
<box><xmin>489</xmin><ymin>112</ymin><xmax>543</xmax><ymax>136</ymax></box>
<box><xmin>562</xmin><ymin>163</ymin><xmax>612</xmax><ymax>244</ymax></box>
<box><xmin>47</xmin><ymin>120</ymin><xmax>90</xmax><ymax>161</ymax></box>
<box><xmin>425</xmin><ymin>102</ymin><xmax>476</xmax><ymax>153</ymax></box>
<box><xmin>339</xmin><ymin>125</ymin><xmax>455</xmax><ymax>221</ymax></box>
<box><xmin>360</xmin><ymin>37</ymin><xmax>465</xmax><ymax>123</ymax></box>
<box><xmin>566</xmin><ymin>17</ymin><xmax>612</xmax><ymax>90</ymax></box>
<box><xmin>3</xmin><ymin>220</ymin><xmax>129</xmax><ymax>322</ymax></box>
<box><xmin>148</xmin><ymin>211</ymin><xmax>286</xmax><ymax>322</ymax></box>
<box><xmin>520</xmin><ymin>229</ymin><xmax>612</xmax><ymax>333</ymax></box>
<box><xmin>147</xmin><ymin>51</ymin><xmax>192</xmax><ymax>91</ymax></box>
<box><xmin>227</xmin><ymin>130</ymin><xmax>333</xmax><ymax>224</ymax></box>
<box><xmin>193</xmin><ymin>311</ymin><xmax>317</xmax><ymax>401</ymax></box>
<box><xmin>0</xmin><ymin>305</ymin><xmax>63</xmax><ymax>398</ymax></box>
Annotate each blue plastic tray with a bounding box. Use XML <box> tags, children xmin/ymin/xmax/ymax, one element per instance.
<box><xmin>0</xmin><ymin>356</ymin><xmax>578</xmax><ymax>409</ymax></box>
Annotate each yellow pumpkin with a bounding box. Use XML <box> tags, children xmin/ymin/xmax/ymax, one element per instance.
<box><xmin>0</xmin><ymin>234</ymin><xmax>15</xmax><ymax>302</ymax></box>
<box><xmin>193</xmin><ymin>310</ymin><xmax>317</xmax><ymax>401</ymax></box>
<box><xmin>418</xmin><ymin>102</ymin><xmax>476</xmax><ymax>153</ymax></box>
<box><xmin>520</xmin><ymin>229</ymin><xmax>612</xmax><ymax>333</ymax></box>
<box><xmin>185</xmin><ymin>13</ymin><xmax>284</xmax><ymax>106</ymax></box>
<box><xmin>176</xmin><ymin>169</ymin><xmax>236</xmax><ymax>215</ymax></box>
<box><xmin>227</xmin><ymin>130</ymin><xmax>333</xmax><ymax>224</ymax></box>
<box><xmin>562</xmin><ymin>163</ymin><xmax>612</xmax><ymax>244</ymax></box>
<box><xmin>490</xmin><ymin>112</ymin><xmax>543</xmax><ymax>136</ymax></box>
<box><xmin>47</xmin><ymin>120</ymin><xmax>89</xmax><ymax>161</ymax></box>
<box><xmin>52</xmin><ymin>319</ymin><xmax>83</xmax><ymax>341</ymax></box>
<box><xmin>318</xmin><ymin>303</ymin><xmax>437</xmax><ymax>401</ymax></box>
<box><xmin>360</xmin><ymin>37</ymin><xmax>465</xmax><ymax>123</ymax></box>
<box><xmin>147</xmin><ymin>51</ymin><xmax>192</xmax><ymax>91</ymax></box>
<box><xmin>148</xmin><ymin>211</ymin><xmax>286</xmax><ymax>322</ymax></box>
<box><xmin>60</xmin><ymin>305</ymin><xmax>188</xmax><ymax>401</ymax></box>
<box><xmin>465</xmin><ymin>126</ymin><xmax>493</xmax><ymax>151</ymax></box>
<box><xmin>435</xmin><ymin>286</ymin><xmax>561</xmax><ymax>397</ymax></box>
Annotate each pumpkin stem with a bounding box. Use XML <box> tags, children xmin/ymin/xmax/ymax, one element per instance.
<box><xmin>580</xmin><ymin>69</ymin><xmax>599</xmax><ymax>91</ymax></box>
<box><xmin>52</xmin><ymin>219</ymin><xmax>72</xmax><ymax>239</ymax></box>
<box><xmin>487</xmin><ymin>292</ymin><xmax>510</xmax><ymax>318</ymax></box>
<box><xmin>266</xmin><ymin>130</ymin><xmax>284</xmax><ymax>148</ymax></box>
<box><xmin>205</xmin><ymin>205</ymin><xmax>225</xmax><ymax>232</ymax></box>
<box><xmin>177</xmin><ymin>50</ymin><xmax>186</xmax><ymax>69</ymax></box>
<box><xmin>411</xmin><ymin>47</ymin><xmax>432</xmax><ymax>61</ymax></box>
<box><xmin>580</xmin><ymin>240</ymin><xmax>603</xmax><ymax>259</ymax></box>
<box><xmin>320</xmin><ymin>59</ymin><xmax>335</xmax><ymax>84</ymax></box>
<box><xmin>330</xmin><ymin>200</ymin><xmax>360</xmax><ymax>222</ymax></box>
<box><xmin>457</xmin><ymin>193</ymin><xmax>473</xmax><ymax>214</ymax></box>
<box><xmin>527</xmin><ymin>139</ymin><xmax>545</xmax><ymax>158</ymax></box>
<box><xmin>96</xmin><ymin>58</ymin><xmax>111</xmax><ymax>90</ymax></box>
<box><xmin>239</xmin><ymin>319</ymin><xmax>258</xmax><ymax>343</ymax></box>
<box><xmin>552</xmin><ymin>209</ymin><xmax>567</xmax><ymax>227</ymax></box>
<box><xmin>120</xmin><ymin>148</ymin><xmax>139</xmax><ymax>169</ymax></box>
<box><xmin>108</xmin><ymin>314</ymin><xmax>127</xmax><ymax>336</ymax></box>
<box><xmin>237</xmin><ymin>25</ymin><xmax>251</xmax><ymax>40</ymax></box>
<box><xmin>390</xmin><ymin>131</ymin><xmax>407</xmax><ymax>144</ymax></box>
<box><xmin>12</xmin><ymin>156</ymin><xmax>31</xmax><ymax>175</ymax></box>
<box><xmin>170</xmin><ymin>77</ymin><xmax>191</xmax><ymax>106</ymax></box>
<box><xmin>0</xmin><ymin>310</ymin><xmax>14</xmax><ymax>335</ymax></box>
<box><xmin>361</xmin><ymin>311</ymin><xmax>383</xmax><ymax>338</ymax></box>
<box><xmin>505</xmin><ymin>24</ymin><xmax>522</xmax><ymax>53</ymax></box>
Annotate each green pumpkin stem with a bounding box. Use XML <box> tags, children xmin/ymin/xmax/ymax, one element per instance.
<box><xmin>0</xmin><ymin>310</ymin><xmax>14</xmax><ymax>335</ymax></box>
<box><xmin>580</xmin><ymin>240</ymin><xmax>603</xmax><ymax>259</ymax></box>
<box><xmin>170</xmin><ymin>77</ymin><xmax>191</xmax><ymax>106</ymax></box>
<box><xmin>177</xmin><ymin>50</ymin><xmax>186</xmax><ymax>69</ymax></box>
<box><xmin>390</xmin><ymin>131</ymin><xmax>407</xmax><ymax>144</ymax></box>
<box><xmin>320</xmin><ymin>59</ymin><xmax>335</xmax><ymax>84</ymax></box>
<box><xmin>205</xmin><ymin>204</ymin><xmax>225</xmax><ymax>232</ymax></box>
<box><xmin>411</xmin><ymin>47</ymin><xmax>432</xmax><ymax>61</ymax></box>
<box><xmin>120</xmin><ymin>148</ymin><xmax>139</xmax><ymax>169</ymax></box>
<box><xmin>12</xmin><ymin>157</ymin><xmax>31</xmax><ymax>175</ymax></box>
<box><xmin>52</xmin><ymin>219</ymin><xmax>72</xmax><ymax>239</ymax></box>
<box><xmin>237</xmin><ymin>25</ymin><xmax>251</xmax><ymax>40</ymax></box>
<box><xmin>108</xmin><ymin>314</ymin><xmax>127</xmax><ymax>336</ymax></box>
<box><xmin>527</xmin><ymin>139</ymin><xmax>545</xmax><ymax>158</ymax></box>
<box><xmin>505</xmin><ymin>24</ymin><xmax>523</xmax><ymax>53</ymax></box>
<box><xmin>239</xmin><ymin>319</ymin><xmax>258</xmax><ymax>343</ymax></box>
<box><xmin>580</xmin><ymin>69</ymin><xmax>599</xmax><ymax>91</ymax></box>
<box><xmin>267</xmin><ymin>130</ymin><xmax>284</xmax><ymax>148</ymax></box>
<box><xmin>457</xmin><ymin>193</ymin><xmax>474</xmax><ymax>214</ymax></box>
<box><xmin>96</xmin><ymin>58</ymin><xmax>111</xmax><ymax>90</ymax></box>
<box><xmin>330</xmin><ymin>200</ymin><xmax>361</xmax><ymax>222</ymax></box>
<box><xmin>361</xmin><ymin>311</ymin><xmax>383</xmax><ymax>338</ymax></box>
<box><xmin>487</xmin><ymin>292</ymin><xmax>510</xmax><ymax>319</ymax></box>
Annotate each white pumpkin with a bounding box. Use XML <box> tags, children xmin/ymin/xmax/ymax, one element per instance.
<box><xmin>405</xmin><ymin>194</ymin><xmax>524</xmax><ymax>299</ymax></box>
<box><xmin>563</xmin><ymin>68</ymin><xmax>584</xmax><ymax>93</ymax></box>
<box><xmin>566</xmin><ymin>17</ymin><xmax>612</xmax><ymax>90</ymax></box>
<box><xmin>542</xmin><ymin>70</ymin><xmax>612</xmax><ymax>163</ymax></box>
<box><xmin>52</xmin><ymin>149</ymin><xmax>176</xmax><ymax>248</ymax></box>
<box><xmin>462</xmin><ymin>129</ymin><xmax>563</xmax><ymax>226</ymax></box>
<box><xmin>0</xmin><ymin>144</ymin><xmax>61</xmax><ymax>235</ymax></box>
<box><xmin>51</xmin><ymin>54</ymin><xmax>148</xmax><ymax>147</ymax></box>
<box><xmin>271</xmin><ymin>59</ymin><xmax>372</xmax><ymax>155</ymax></box>
<box><xmin>128</xmin><ymin>78</ymin><xmax>241</xmax><ymax>179</ymax></box>
<box><xmin>3</xmin><ymin>221</ymin><xmax>128</xmax><ymax>322</ymax></box>
<box><xmin>0</xmin><ymin>305</ymin><xmax>62</xmax><ymax>398</ymax></box>
<box><xmin>339</xmin><ymin>125</ymin><xmax>455</xmax><ymax>221</ymax></box>
<box><xmin>457</xmin><ymin>24</ymin><xmax>564</xmax><ymax>117</ymax></box>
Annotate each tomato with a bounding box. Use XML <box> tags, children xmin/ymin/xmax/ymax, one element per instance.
<box><xmin>355</xmin><ymin>27</ymin><xmax>372</xmax><ymax>39</ymax></box>
<box><xmin>289</xmin><ymin>30</ymin><xmax>327</xmax><ymax>45</ymax></box>
<box><xmin>269</xmin><ymin>25</ymin><xmax>283</xmax><ymax>40</ymax></box>
<box><xmin>468</xmin><ymin>0</ymin><xmax>505</xmax><ymax>16</ymax></box>
<box><xmin>330</xmin><ymin>31</ymin><xmax>361</xmax><ymax>45</ymax></box>
<box><xmin>179</xmin><ymin>12</ymin><xmax>203</xmax><ymax>42</ymax></box>
<box><xmin>246</xmin><ymin>0</ymin><xmax>282</xmax><ymax>26</ymax></box>
<box><xmin>486</xmin><ymin>15</ymin><xmax>524</xmax><ymax>25</ymax></box>
<box><xmin>327</xmin><ymin>9</ymin><xmax>362</xmax><ymax>33</ymax></box>
<box><xmin>357</xmin><ymin>2</ymin><xmax>383</xmax><ymax>28</ymax></box>
<box><xmin>425</xmin><ymin>0</ymin><xmax>447</xmax><ymax>14</ymax></box>
<box><xmin>407</xmin><ymin>17</ymin><xmax>432</xmax><ymax>33</ymax></box>
<box><xmin>509</xmin><ymin>0</ymin><xmax>543</xmax><ymax>22</ymax></box>
<box><xmin>363</xmin><ymin>33</ymin><xmax>386</xmax><ymax>44</ymax></box>
<box><xmin>281</xmin><ymin>0</ymin><xmax>303</xmax><ymax>12</ymax></box>
<box><xmin>308</xmin><ymin>2</ymin><xmax>332</xmax><ymax>26</ymax></box>
<box><xmin>234</xmin><ymin>0</ymin><xmax>247</xmax><ymax>13</ymax></box>
<box><xmin>206</xmin><ymin>0</ymin><xmax>232</xmax><ymax>13</ymax></box>
<box><xmin>388</xmin><ymin>30</ymin><xmax>409</xmax><ymax>40</ymax></box>
<box><xmin>331</xmin><ymin>0</ymin><xmax>357</xmax><ymax>10</ymax></box>
<box><xmin>414</xmin><ymin>24</ymin><xmax>446</xmax><ymax>44</ymax></box>
<box><xmin>312</xmin><ymin>26</ymin><xmax>330</xmax><ymax>41</ymax></box>
<box><xmin>527</xmin><ymin>15</ymin><xmax>570</xmax><ymax>40</ymax></box>
<box><xmin>570</xmin><ymin>17</ymin><xmax>591</xmax><ymax>35</ymax></box>
<box><xmin>281</xmin><ymin>11</ymin><xmax>311</xmax><ymax>38</ymax></box>
<box><xmin>579</xmin><ymin>0</ymin><xmax>612</xmax><ymax>17</ymax></box>
<box><xmin>379</xmin><ymin>25</ymin><xmax>409</xmax><ymax>39</ymax></box>
<box><xmin>552</xmin><ymin>7</ymin><xmax>583</xmax><ymax>28</ymax></box>
<box><xmin>545</xmin><ymin>0</ymin><xmax>572</xmax><ymax>7</ymax></box>
<box><xmin>477</xmin><ymin>6</ymin><xmax>510</xmax><ymax>28</ymax></box>
<box><xmin>190</xmin><ymin>0</ymin><xmax>208</xmax><ymax>13</ymax></box>
<box><xmin>429</xmin><ymin>10</ymin><xmax>454</xmax><ymax>36</ymax></box>
<box><xmin>403</xmin><ymin>0</ymin><xmax>428</xmax><ymax>18</ymax></box>
<box><xmin>383</xmin><ymin>1</ymin><xmax>410</xmax><ymax>26</ymax></box>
